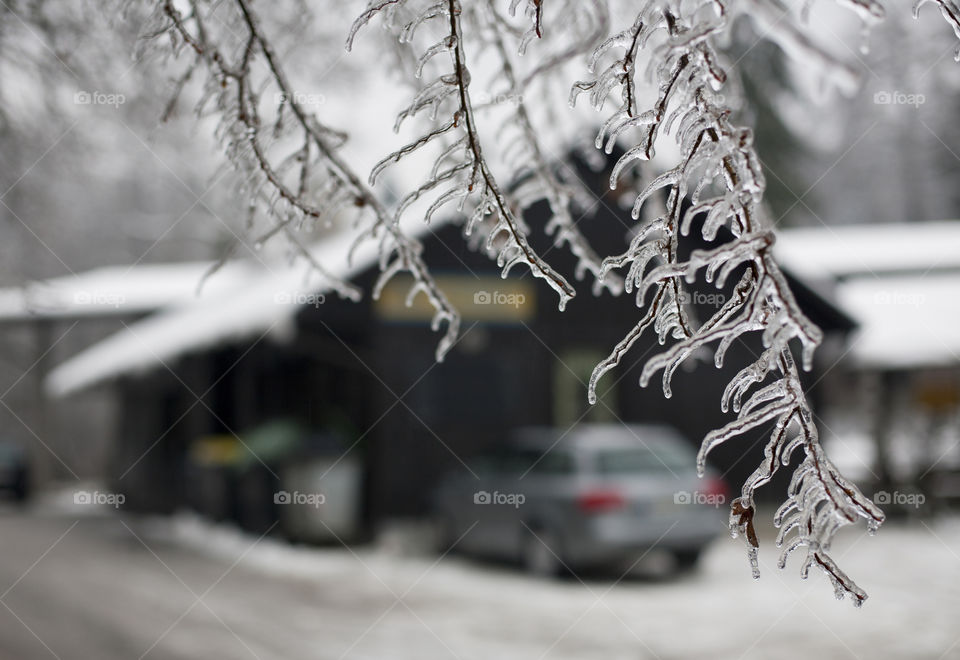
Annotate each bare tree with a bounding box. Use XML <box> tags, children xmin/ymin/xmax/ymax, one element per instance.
<box><xmin>103</xmin><ymin>0</ymin><xmax>960</xmax><ymax>604</ymax></box>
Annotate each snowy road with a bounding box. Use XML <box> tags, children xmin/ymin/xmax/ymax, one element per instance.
<box><xmin>1</xmin><ymin>505</ymin><xmax>958</xmax><ymax>660</ymax></box>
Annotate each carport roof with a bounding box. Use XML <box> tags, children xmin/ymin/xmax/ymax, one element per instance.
<box><xmin>41</xmin><ymin>220</ymin><xmax>953</xmax><ymax>396</ymax></box>
<box><xmin>0</xmin><ymin>261</ymin><xmax>251</xmax><ymax>322</ymax></box>
<box><xmin>773</xmin><ymin>220</ymin><xmax>960</xmax><ymax>280</ymax></box>
<box><xmin>42</xmin><ymin>224</ymin><xmax>401</xmax><ymax>397</ymax></box>
<box><xmin>775</xmin><ymin>221</ymin><xmax>960</xmax><ymax>370</ymax></box>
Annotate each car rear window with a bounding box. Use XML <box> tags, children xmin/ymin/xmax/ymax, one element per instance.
<box><xmin>500</xmin><ymin>448</ymin><xmax>574</xmax><ymax>475</ymax></box>
<box><xmin>530</xmin><ymin>450</ymin><xmax>574</xmax><ymax>475</ymax></box>
<box><xmin>594</xmin><ymin>445</ymin><xmax>693</xmax><ymax>474</ymax></box>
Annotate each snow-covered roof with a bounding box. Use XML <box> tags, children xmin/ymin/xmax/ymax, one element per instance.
<box><xmin>42</xmin><ymin>220</ymin><xmax>960</xmax><ymax>396</ymax></box>
<box><xmin>776</xmin><ymin>221</ymin><xmax>960</xmax><ymax>370</ymax></box>
<box><xmin>44</xmin><ymin>222</ymin><xmax>428</xmax><ymax>397</ymax></box>
<box><xmin>774</xmin><ymin>220</ymin><xmax>960</xmax><ymax>279</ymax></box>
<box><xmin>0</xmin><ymin>261</ymin><xmax>252</xmax><ymax>321</ymax></box>
<box><xmin>835</xmin><ymin>274</ymin><xmax>960</xmax><ymax>369</ymax></box>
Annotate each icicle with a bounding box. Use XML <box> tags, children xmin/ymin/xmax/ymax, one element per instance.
<box><xmin>859</xmin><ymin>21</ymin><xmax>872</xmax><ymax>55</ymax></box>
<box><xmin>747</xmin><ymin>546</ymin><xmax>760</xmax><ymax>579</ymax></box>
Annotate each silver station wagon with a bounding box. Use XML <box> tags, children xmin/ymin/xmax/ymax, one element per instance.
<box><xmin>433</xmin><ymin>424</ymin><xmax>728</xmax><ymax>575</ymax></box>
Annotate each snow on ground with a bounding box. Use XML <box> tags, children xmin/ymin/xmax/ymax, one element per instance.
<box><xmin>137</xmin><ymin>510</ymin><xmax>960</xmax><ymax>660</ymax></box>
<box><xmin>2</xmin><ymin>503</ymin><xmax>958</xmax><ymax>659</ymax></box>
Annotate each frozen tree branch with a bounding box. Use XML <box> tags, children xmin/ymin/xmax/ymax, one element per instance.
<box><xmin>129</xmin><ymin>0</ymin><xmax>960</xmax><ymax>605</ymax></box>
<box><xmin>151</xmin><ymin>0</ymin><xmax>461</xmax><ymax>360</ymax></box>
<box><xmin>914</xmin><ymin>0</ymin><xmax>960</xmax><ymax>57</ymax></box>
<box><xmin>349</xmin><ymin>0</ymin><xmax>578</xmax><ymax>311</ymax></box>
<box><xmin>481</xmin><ymin>1</ymin><xmax>622</xmax><ymax>295</ymax></box>
<box><xmin>578</xmin><ymin>0</ymin><xmax>889</xmax><ymax>605</ymax></box>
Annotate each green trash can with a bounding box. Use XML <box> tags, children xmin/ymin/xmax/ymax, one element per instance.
<box><xmin>234</xmin><ymin>420</ymin><xmax>303</xmax><ymax>534</ymax></box>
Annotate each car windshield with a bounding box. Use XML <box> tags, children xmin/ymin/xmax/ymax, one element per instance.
<box><xmin>594</xmin><ymin>444</ymin><xmax>693</xmax><ymax>474</ymax></box>
<box><xmin>0</xmin><ymin>444</ymin><xmax>22</xmax><ymax>462</ymax></box>
<box><xmin>494</xmin><ymin>448</ymin><xmax>574</xmax><ymax>475</ymax></box>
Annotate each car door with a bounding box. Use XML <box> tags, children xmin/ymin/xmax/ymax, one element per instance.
<box><xmin>474</xmin><ymin>447</ymin><xmax>539</xmax><ymax>558</ymax></box>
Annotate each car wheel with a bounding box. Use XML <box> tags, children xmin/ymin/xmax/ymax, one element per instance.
<box><xmin>522</xmin><ymin>527</ymin><xmax>563</xmax><ymax>577</ymax></box>
<box><xmin>12</xmin><ymin>473</ymin><xmax>29</xmax><ymax>503</ymax></box>
<box><xmin>435</xmin><ymin>514</ymin><xmax>460</xmax><ymax>554</ymax></box>
<box><xmin>672</xmin><ymin>548</ymin><xmax>702</xmax><ymax>571</ymax></box>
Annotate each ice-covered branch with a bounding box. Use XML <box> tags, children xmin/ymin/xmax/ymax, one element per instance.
<box><xmin>348</xmin><ymin>0</ymin><xmax>577</xmax><ymax>311</ymax></box>
<box><xmin>136</xmin><ymin>0</ymin><xmax>960</xmax><ymax>606</ymax></box>
<box><xmin>580</xmin><ymin>0</ymin><xmax>883</xmax><ymax>605</ymax></box>
<box><xmin>153</xmin><ymin>0</ymin><xmax>460</xmax><ymax>360</ymax></box>
<box><xmin>482</xmin><ymin>1</ymin><xmax>621</xmax><ymax>296</ymax></box>
<box><xmin>508</xmin><ymin>0</ymin><xmax>544</xmax><ymax>52</ymax></box>
<box><xmin>914</xmin><ymin>0</ymin><xmax>960</xmax><ymax>56</ymax></box>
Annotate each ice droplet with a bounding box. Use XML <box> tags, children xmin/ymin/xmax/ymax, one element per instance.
<box><xmin>859</xmin><ymin>22</ymin><xmax>871</xmax><ymax>55</ymax></box>
<box><xmin>748</xmin><ymin>547</ymin><xmax>761</xmax><ymax>579</ymax></box>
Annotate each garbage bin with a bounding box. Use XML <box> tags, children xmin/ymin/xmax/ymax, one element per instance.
<box><xmin>277</xmin><ymin>433</ymin><xmax>362</xmax><ymax>544</ymax></box>
<box><xmin>185</xmin><ymin>435</ymin><xmax>242</xmax><ymax>522</ymax></box>
<box><xmin>233</xmin><ymin>420</ymin><xmax>301</xmax><ymax>534</ymax></box>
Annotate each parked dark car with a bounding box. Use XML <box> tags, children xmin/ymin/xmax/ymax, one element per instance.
<box><xmin>0</xmin><ymin>442</ymin><xmax>29</xmax><ymax>502</ymax></box>
<box><xmin>432</xmin><ymin>424</ymin><xmax>727</xmax><ymax>575</ymax></box>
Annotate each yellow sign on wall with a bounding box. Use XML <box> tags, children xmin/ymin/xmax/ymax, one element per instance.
<box><xmin>375</xmin><ymin>275</ymin><xmax>537</xmax><ymax>323</ymax></box>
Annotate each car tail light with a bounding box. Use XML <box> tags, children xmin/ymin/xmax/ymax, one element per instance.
<box><xmin>704</xmin><ymin>476</ymin><xmax>729</xmax><ymax>500</ymax></box>
<box><xmin>577</xmin><ymin>489</ymin><xmax>625</xmax><ymax>513</ymax></box>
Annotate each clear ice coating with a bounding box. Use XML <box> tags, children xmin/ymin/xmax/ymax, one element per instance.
<box><xmin>575</xmin><ymin>0</ymin><xmax>901</xmax><ymax>605</ymax></box>
<box><xmin>159</xmin><ymin>0</ymin><xmax>960</xmax><ymax>610</ymax></box>
<box><xmin>748</xmin><ymin>546</ymin><xmax>761</xmax><ymax>580</ymax></box>
<box><xmin>352</xmin><ymin>0</ymin><xmax>578</xmax><ymax>317</ymax></box>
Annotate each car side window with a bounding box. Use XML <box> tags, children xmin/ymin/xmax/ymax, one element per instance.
<box><xmin>499</xmin><ymin>449</ymin><xmax>540</xmax><ymax>474</ymax></box>
<box><xmin>528</xmin><ymin>450</ymin><xmax>574</xmax><ymax>476</ymax></box>
<box><xmin>471</xmin><ymin>455</ymin><xmax>500</xmax><ymax>476</ymax></box>
<box><xmin>593</xmin><ymin>446</ymin><xmax>693</xmax><ymax>474</ymax></box>
<box><xmin>495</xmin><ymin>447</ymin><xmax>575</xmax><ymax>476</ymax></box>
